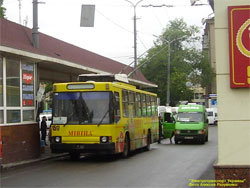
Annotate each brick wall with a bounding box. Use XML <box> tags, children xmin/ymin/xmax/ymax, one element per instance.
<box><xmin>2</xmin><ymin>123</ymin><xmax>40</xmax><ymax>164</ymax></box>
<box><xmin>214</xmin><ymin>165</ymin><xmax>250</xmax><ymax>188</ymax></box>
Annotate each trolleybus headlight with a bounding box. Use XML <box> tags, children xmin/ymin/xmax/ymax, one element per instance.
<box><xmin>55</xmin><ymin>136</ymin><xmax>61</xmax><ymax>143</ymax></box>
<box><xmin>100</xmin><ymin>136</ymin><xmax>108</xmax><ymax>143</ymax></box>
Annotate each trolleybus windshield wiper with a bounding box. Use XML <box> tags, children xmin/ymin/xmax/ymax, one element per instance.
<box><xmin>97</xmin><ymin>109</ymin><xmax>110</xmax><ymax>126</ymax></box>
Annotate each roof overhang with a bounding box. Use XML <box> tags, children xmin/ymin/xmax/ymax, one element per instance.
<box><xmin>0</xmin><ymin>45</ymin><xmax>158</xmax><ymax>88</ymax></box>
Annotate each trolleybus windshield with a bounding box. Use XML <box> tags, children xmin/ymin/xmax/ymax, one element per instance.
<box><xmin>53</xmin><ymin>91</ymin><xmax>112</xmax><ymax>125</ymax></box>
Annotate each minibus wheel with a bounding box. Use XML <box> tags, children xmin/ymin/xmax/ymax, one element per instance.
<box><xmin>174</xmin><ymin>138</ymin><xmax>179</xmax><ymax>144</ymax></box>
<box><xmin>200</xmin><ymin>136</ymin><xmax>205</xmax><ymax>144</ymax></box>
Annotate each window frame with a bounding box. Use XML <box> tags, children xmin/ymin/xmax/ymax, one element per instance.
<box><xmin>114</xmin><ymin>91</ymin><xmax>121</xmax><ymax>123</ymax></box>
<box><xmin>141</xmin><ymin>94</ymin><xmax>147</xmax><ymax>117</ymax></box>
<box><xmin>122</xmin><ymin>90</ymin><xmax>129</xmax><ymax>117</ymax></box>
<box><xmin>135</xmin><ymin>93</ymin><xmax>142</xmax><ymax>117</ymax></box>
<box><xmin>1</xmin><ymin>57</ymin><xmax>36</xmax><ymax>126</ymax></box>
<box><xmin>128</xmin><ymin>91</ymin><xmax>136</xmax><ymax>118</ymax></box>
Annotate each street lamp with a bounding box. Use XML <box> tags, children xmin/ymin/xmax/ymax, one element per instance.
<box><xmin>125</xmin><ymin>0</ymin><xmax>144</xmax><ymax>70</ymax></box>
<box><xmin>154</xmin><ymin>35</ymin><xmax>187</xmax><ymax>106</ymax></box>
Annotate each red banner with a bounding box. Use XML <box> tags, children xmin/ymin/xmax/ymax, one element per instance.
<box><xmin>228</xmin><ymin>6</ymin><xmax>250</xmax><ymax>88</ymax></box>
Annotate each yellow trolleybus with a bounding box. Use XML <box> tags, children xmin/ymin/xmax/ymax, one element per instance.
<box><xmin>50</xmin><ymin>74</ymin><xmax>159</xmax><ymax>159</ymax></box>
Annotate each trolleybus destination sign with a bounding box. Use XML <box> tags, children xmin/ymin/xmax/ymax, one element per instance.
<box><xmin>228</xmin><ymin>5</ymin><xmax>250</xmax><ymax>88</ymax></box>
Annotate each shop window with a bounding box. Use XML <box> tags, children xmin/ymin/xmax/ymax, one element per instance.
<box><xmin>23</xmin><ymin>110</ymin><xmax>34</xmax><ymax>121</ymax></box>
<box><xmin>0</xmin><ymin>57</ymin><xmax>3</xmax><ymax>107</ymax></box>
<box><xmin>6</xmin><ymin>59</ymin><xmax>20</xmax><ymax>107</ymax></box>
<box><xmin>7</xmin><ymin>110</ymin><xmax>21</xmax><ymax>123</ymax></box>
<box><xmin>1</xmin><ymin>57</ymin><xmax>36</xmax><ymax>125</ymax></box>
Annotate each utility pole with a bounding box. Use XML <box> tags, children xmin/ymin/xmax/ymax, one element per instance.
<box><xmin>18</xmin><ymin>0</ymin><xmax>21</xmax><ymax>24</ymax></box>
<box><xmin>153</xmin><ymin>35</ymin><xmax>187</xmax><ymax>106</ymax></box>
<box><xmin>165</xmin><ymin>36</ymin><xmax>187</xmax><ymax>106</ymax></box>
<box><xmin>32</xmin><ymin>0</ymin><xmax>45</xmax><ymax>48</ymax></box>
<box><xmin>125</xmin><ymin>0</ymin><xmax>144</xmax><ymax>71</ymax></box>
<box><xmin>32</xmin><ymin>0</ymin><xmax>39</xmax><ymax>48</ymax></box>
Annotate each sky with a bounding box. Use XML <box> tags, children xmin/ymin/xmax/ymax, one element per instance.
<box><xmin>3</xmin><ymin>0</ymin><xmax>213</xmax><ymax>65</ymax></box>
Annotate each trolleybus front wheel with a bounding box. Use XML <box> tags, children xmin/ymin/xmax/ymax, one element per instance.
<box><xmin>70</xmin><ymin>151</ymin><xmax>80</xmax><ymax>160</ymax></box>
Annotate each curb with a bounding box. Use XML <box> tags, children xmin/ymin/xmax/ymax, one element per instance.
<box><xmin>1</xmin><ymin>153</ymin><xmax>68</xmax><ymax>170</ymax></box>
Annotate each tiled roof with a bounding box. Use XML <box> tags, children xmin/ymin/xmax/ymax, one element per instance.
<box><xmin>0</xmin><ymin>18</ymin><xmax>155</xmax><ymax>86</ymax></box>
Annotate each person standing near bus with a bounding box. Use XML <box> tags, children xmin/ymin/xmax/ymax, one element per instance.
<box><xmin>158</xmin><ymin>116</ymin><xmax>163</xmax><ymax>143</ymax></box>
<box><xmin>41</xmin><ymin>116</ymin><xmax>47</xmax><ymax>145</ymax></box>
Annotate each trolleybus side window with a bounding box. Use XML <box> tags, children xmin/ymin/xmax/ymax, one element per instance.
<box><xmin>146</xmin><ymin>95</ymin><xmax>152</xmax><ymax>116</ymax></box>
<box><xmin>135</xmin><ymin>93</ymin><xmax>142</xmax><ymax>117</ymax></box>
<box><xmin>114</xmin><ymin>92</ymin><xmax>120</xmax><ymax>123</ymax></box>
<box><xmin>151</xmin><ymin>96</ymin><xmax>156</xmax><ymax>116</ymax></box>
<box><xmin>122</xmin><ymin>90</ymin><xmax>129</xmax><ymax>117</ymax></box>
<box><xmin>142</xmin><ymin>94</ymin><xmax>147</xmax><ymax>116</ymax></box>
<box><xmin>129</xmin><ymin>91</ymin><xmax>136</xmax><ymax>117</ymax></box>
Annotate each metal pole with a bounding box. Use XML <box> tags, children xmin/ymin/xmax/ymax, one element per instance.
<box><xmin>125</xmin><ymin>0</ymin><xmax>144</xmax><ymax>71</ymax></box>
<box><xmin>18</xmin><ymin>0</ymin><xmax>22</xmax><ymax>24</ymax></box>
<box><xmin>167</xmin><ymin>42</ymin><xmax>170</xmax><ymax>106</ymax></box>
<box><xmin>159</xmin><ymin>35</ymin><xmax>187</xmax><ymax>106</ymax></box>
<box><xmin>133</xmin><ymin>6</ymin><xmax>137</xmax><ymax>70</ymax></box>
<box><xmin>32</xmin><ymin>0</ymin><xmax>39</xmax><ymax>48</ymax></box>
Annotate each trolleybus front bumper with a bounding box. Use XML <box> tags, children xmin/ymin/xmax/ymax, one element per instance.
<box><xmin>50</xmin><ymin>143</ymin><xmax>116</xmax><ymax>154</ymax></box>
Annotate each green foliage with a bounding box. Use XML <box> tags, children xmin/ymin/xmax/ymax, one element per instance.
<box><xmin>140</xmin><ymin>18</ymin><xmax>213</xmax><ymax>106</ymax></box>
<box><xmin>44</xmin><ymin>82</ymin><xmax>53</xmax><ymax>94</ymax></box>
<box><xmin>0</xmin><ymin>0</ymin><xmax>6</xmax><ymax>18</ymax></box>
<box><xmin>170</xmin><ymin>71</ymin><xmax>193</xmax><ymax>106</ymax></box>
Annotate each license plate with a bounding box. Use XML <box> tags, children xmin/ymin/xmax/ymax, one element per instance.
<box><xmin>76</xmin><ymin>145</ymin><xmax>85</xmax><ymax>149</ymax></box>
<box><xmin>184</xmin><ymin>136</ymin><xmax>194</xmax><ymax>139</ymax></box>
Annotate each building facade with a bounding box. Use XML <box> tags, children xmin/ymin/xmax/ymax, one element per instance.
<box><xmin>213</xmin><ymin>0</ymin><xmax>250</xmax><ymax>187</ymax></box>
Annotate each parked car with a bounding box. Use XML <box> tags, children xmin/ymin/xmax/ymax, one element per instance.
<box><xmin>206</xmin><ymin>108</ymin><xmax>217</xmax><ymax>125</ymax></box>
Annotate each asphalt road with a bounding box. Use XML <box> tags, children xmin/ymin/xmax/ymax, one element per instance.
<box><xmin>1</xmin><ymin>126</ymin><xmax>218</xmax><ymax>188</ymax></box>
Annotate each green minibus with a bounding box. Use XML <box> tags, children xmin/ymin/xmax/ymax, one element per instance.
<box><xmin>174</xmin><ymin>104</ymin><xmax>208</xmax><ymax>144</ymax></box>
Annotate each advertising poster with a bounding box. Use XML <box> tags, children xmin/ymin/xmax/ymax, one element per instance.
<box><xmin>22</xmin><ymin>63</ymin><xmax>34</xmax><ymax>106</ymax></box>
<box><xmin>228</xmin><ymin>5</ymin><xmax>250</xmax><ymax>88</ymax></box>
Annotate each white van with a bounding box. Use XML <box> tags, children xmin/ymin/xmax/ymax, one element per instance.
<box><xmin>158</xmin><ymin>106</ymin><xmax>167</xmax><ymax>117</ymax></box>
<box><xmin>206</xmin><ymin>108</ymin><xmax>217</xmax><ymax>125</ymax></box>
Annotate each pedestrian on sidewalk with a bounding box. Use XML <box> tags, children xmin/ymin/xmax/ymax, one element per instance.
<box><xmin>41</xmin><ymin>116</ymin><xmax>47</xmax><ymax>146</ymax></box>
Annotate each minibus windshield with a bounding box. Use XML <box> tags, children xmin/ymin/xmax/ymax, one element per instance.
<box><xmin>177</xmin><ymin>112</ymin><xmax>203</xmax><ymax>122</ymax></box>
<box><xmin>53</xmin><ymin>92</ymin><xmax>112</xmax><ymax>125</ymax></box>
